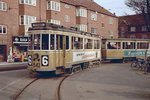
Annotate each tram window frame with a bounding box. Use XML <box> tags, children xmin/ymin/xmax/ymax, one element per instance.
<box><xmin>94</xmin><ymin>40</ymin><xmax>100</xmax><ymax>49</ymax></box>
<box><xmin>107</xmin><ymin>42</ymin><xmax>121</xmax><ymax>49</ymax></box>
<box><xmin>29</xmin><ymin>34</ymin><xmax>34</xmax><ymax>50</ymax></box>
<box><xmin>137</xmin><ymin>42</ymin><xmax>149</xmax><ymax>49</ymax></box>
<box><xmin>50</xmin><ymin>34</ymin><xmax>55</xmax><ymax>50</ymax></box>
<box><xmin>56</xmin><ymin>35</ymin><xmax>69</xmax><ymax>50</ymax></box>
<box><xmin>66</xmin><ymin>36</ymin><xmax>69</xmax><ymax>50</ymax></box>
<box><xmin>123</xmin><ymin>42</ymin><xmax>135</xmax><ymax>49</ymax></box>
<box><xmin>56</xmin><ymin>35</ymin><xmax>63</xmax><ymax>50</ymax></box>
<box><xmin>84</xmin><ymin>38</ymin><xmax>93</xmax><ymax>49</ymax></box>
<box><xmin>34</xmin><ymin>34</ymin><xmax>41</xmax><ymax>50</ymax></box>
<box><xmin>72</xmin><ymin>36</ymin><xmax>83</xmax><ymax>50</ymax></box>
<box><xmin>42</xmin><ymin>34</ymin><xmax>49</xmax><ymax>50</ymax></box>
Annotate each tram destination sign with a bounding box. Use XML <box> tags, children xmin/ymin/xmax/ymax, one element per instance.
<box><xmin>32</xmin><ymin>23</ymin><xmax>46</xmax><ymax>27</ymax></box>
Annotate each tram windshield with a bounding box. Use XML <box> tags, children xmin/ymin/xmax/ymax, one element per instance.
<box><xmin>29</xmin><ymin>34</ymin><xmax>69</xmax><ymax>50</ymax></box>
<box><xmin>29</xmin><ymin>34</ymin><xmax>50</xmax><ymax>50</ymax></box>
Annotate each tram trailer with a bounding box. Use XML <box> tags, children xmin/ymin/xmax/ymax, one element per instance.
<box><xmin>102</xmin><ymin>38</ymin><xmax>150</xmax><ymax>62</ymax></box>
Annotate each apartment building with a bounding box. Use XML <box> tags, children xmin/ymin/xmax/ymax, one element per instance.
<box><xmin>47</xmin><ymin>0</ymin><xmax>118</xmax><ymax>38</ymax></box>
<box><xmin>0</xmin><ymin>0</ymin><xmax>118</xmax><ymax>62</ymax></box>
<box><xmin>119</xmin><ymin>14</ymin><xmax>150</xmax><ymax>39</ymax></box>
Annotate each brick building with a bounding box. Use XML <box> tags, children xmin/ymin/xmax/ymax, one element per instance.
<box><xmin>0</xmin><ymin>0</ymin><xmax>118</xmax><ymax>62</ymax></box>
<box><xmin>119</xmin><ymin>14</ymin><xmax>150</xmax><ymax>39</ymax></box>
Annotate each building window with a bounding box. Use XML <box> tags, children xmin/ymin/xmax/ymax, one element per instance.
<box><xmin>0</xmin><ymin>1</ymin><xmax>7</xmax><ymax>11</ymax></box>
<box><xmin>130</xmin><ymin>35</ymin><xmax>136</xmax><ymax>39</ymax></box>
<box><xmin>77</xmin><ymin>24</ymin><xmax>87</xmax><ymax>32</ymax></box>
<box><xmin>65</xmin><ymin>15</ymin><xmax>70</xmax><ymax>22</ymax></box>
<box><xmin>142</xmin><ymin>35</ymin><xmax>147</xmax><ymax>39</ymax></box>
<box><xmin>142</xmin><ymin>26</ymin><xmax>147</xmax><ymax>32</ymax></box>
<box><xmin>121</xmin><ymin>27</ymin><xmax>125</xmax><ymax>38</ymax></box>
<box><xmin>65</xmin><ymin>4</ymin><xmax>70</xmax><ymax>8</ymax></box>
<box><xmin>47</xmin><ymin>1</ymin><xmax>60</xmax><ymax>11</ymax></box>
<box><xmin>47</xmin><ymin>19</ymin><xmax>61</xmax><ymax>25</ymax></box>
<box><xmin>109</xmin><ymin>30</ymin><xmax>114</xmax><ymax>36</ymax></box>
<box><xmin>101</xmin><ymin>14</ymin><xmax>104</xmax><ymax>18</ymax></box>
<box><xmin>101</xmin><ymin>23</ymin><xmax>104</xmax><ymax>28</ymax></box>
<box><xmin>0</xmin><ymin>25</ymin><xmax>7</xmax><ymax>34</ymax></box>
<box><xmin>20</xmin><ymin>15</ymin><xmax>36</xmax><ymax>26</ymax></box>
<box><xmin>19</xmin><ymin>0</ymin><xmax>36</xmax><ymax>6</ymax></box>
<box><xmin>91</xmin><ymin>13</ymin><xmax>97</xmax><ymax>21</ymax></box>
<box><xmin>130</xmin><ymin>26</ymin><xmax>136</xmax><ymax>32</ymax></box>
<box><xmin>76</xmin><ymin>8</ymin><xmax>87</xmax><ymax>17</ymax></box>
<box><xmin>91</xmin><ymin>28</ymin><xmax>97</xmax><ymax>34</ymax></box>
<box><xmin>109</xmin><ymin>18</ymin><xmax>114</xmax><ymax>24</ymax></box>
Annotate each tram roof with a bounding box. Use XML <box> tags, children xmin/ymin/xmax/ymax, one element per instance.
<box><xmin>28</xmin><ymin>22</ymin><xmax>100</xmax><ymax>38</ymax></box>
<box><xmin>102</xmin><ymin>38</ymin><xmax>150</xmax><ymax>41</ymax></box>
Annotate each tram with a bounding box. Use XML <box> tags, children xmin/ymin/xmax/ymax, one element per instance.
<box><xmin>102</xmin><ymin>38</ymin><xmax>150</xmax><ymax>62</ymax></box>
<box><xmin>27</xmin><ymin>23</ymin><xmax>101</xmax><ymax>74</ymax></box>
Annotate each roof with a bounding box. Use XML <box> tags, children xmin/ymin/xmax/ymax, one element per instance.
<box><xmin>119</xmin><ymin>14</ymin><xmax>148</xmax><ymax>25</ymax></box>
<box><xmin>60</xmin><ymin>0</ymin><xmax>116</xmax><ymax>17</ymax></box>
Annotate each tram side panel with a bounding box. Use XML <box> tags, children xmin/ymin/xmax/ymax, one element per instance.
<box><xmin>102</xmin><ymin>39</ymin><xmax>150</xmax><ymax>61</ymax></box>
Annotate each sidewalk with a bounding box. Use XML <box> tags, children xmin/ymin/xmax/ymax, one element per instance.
<box><xmin>0</xmin><ymin>62</ymin><xmax>28</xmax><ymax>71</ymax></box>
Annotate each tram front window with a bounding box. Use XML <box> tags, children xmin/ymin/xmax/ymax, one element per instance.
<box><xmin>29</xmin><ymin>34</ymin><xmax>49</xmax><ymax>50</ymax></box>
<box><xmin>34</xmin><ymin>34</ymin><xmax>41</xmax><ymax>50</ymax></box>
<box><xmin>50</xmin><ymin>34</ymin><xmax>55</xmax><ymax>50</ymax></box>
<box><xmin>29</xmin><ymin>34</ymin><xmax>34</xmax><ymax>50</ymax></box>
<box><xmin>42</xmin><ymin>34</ymin><xmax>49</xmax><ymax>50</ymax></box>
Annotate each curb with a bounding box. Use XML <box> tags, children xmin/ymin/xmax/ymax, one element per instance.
<box><xmin>0</xmin><ymin>63</ymin><xmax>28</xmax><ymax>71</ymax></box>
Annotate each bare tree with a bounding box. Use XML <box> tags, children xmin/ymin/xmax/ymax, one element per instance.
<box><xmin>125</xmin><ymin>0</ymin><xmax>150</xmax><ymax>32</ymax></box>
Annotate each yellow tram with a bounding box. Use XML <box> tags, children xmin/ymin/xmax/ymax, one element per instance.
<box><xmin>27</xmin><ymin>23</ymin><xmax>101</xmax><ymax>74</ymax></box>
<box><xmin>102</xmin><ymin>38</ymin><xmax>150</xmax><ymax>62</ymax></box>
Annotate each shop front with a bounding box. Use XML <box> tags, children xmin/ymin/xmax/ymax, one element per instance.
<box><xmin>13</xmin><ymin>36</ymin><xmax>28</xmax><ymax>62</ymax></box>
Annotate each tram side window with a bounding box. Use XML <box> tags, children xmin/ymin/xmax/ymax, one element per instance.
<box><xmin>42</xmin><ymin>34</ymin><xmax>49</xmax><ymax>50</ymax></box>
<box><xmin>72</xmin><ymin>37</ymin><xmax>83</xmax><ymax>50</ymax></box>
<box><xmin>137</xmin><ymin>42</ymin><xmax>149</xmax><ymax>49</ymax></box>
<box><xmin>94</xmin><ymin>40</ymin><xmax>100</xmax><ymax>49</ymax></box>
<box><xmin>107</xmin><ymin>42</ymin><xmax>121</xmax><ymax>49</ymax></box>
<box><xmin>29</xmin><ymin>34</ymin><xmax>34</xmax><ymax>50</ymax></box>
<box><xmin>123</xmin><ymin>42</ymin><xmax>135</xmax><ymax>49</ymax></box>
<box><xmin>50</xmin><ymin>34</ymin><xmax>55</xmax><ymax>50</ymax></box>
<box><xmin>34</xmin><ymin>34</ymin><xmax>41</xmax><ymax>50</ymax></box>
<box><xmin>56</xmin><ymin>35</ymin><xmax>63</xmax><ymax>50</ymax></box>
<box><xmin>84</xmin><ymin>39</ymin><xmax>93</xmax><ymax>49</ymax></box>
<box><xmin>66</xmin><ymin>36</ymin><xmax>69</xmax><ymax>50</ymax></box>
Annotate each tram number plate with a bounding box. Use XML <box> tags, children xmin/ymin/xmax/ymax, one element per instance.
<box><xmin>28</xmin><ymin>55</ymin><xmax>32</xmax><ymax>66</ymax></box>
<box><xmin>41</xmin><ymin>55</ymin><xmax>49</xmax><ymax>66</ymax></box>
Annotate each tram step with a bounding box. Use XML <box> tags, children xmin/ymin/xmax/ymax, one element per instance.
<box><xmin>55</xmin><ymin>67</ymin><xmax>64</xmax><ymax>75</ymax></box>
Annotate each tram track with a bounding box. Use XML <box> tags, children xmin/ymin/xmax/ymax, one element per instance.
<box><xmin>12</xmin><ymin>73</ymin><xmax>70</xmax><ymax>100</ymax></box>
<box><xmin>12</xmin><ymin>65</ymin><xmax>94</xmax><ymax>100</ymax></box>
<box><xmin>13</xmin><ymin>78</ymin><xmax>40</xmax><ymax>100</ymax></box>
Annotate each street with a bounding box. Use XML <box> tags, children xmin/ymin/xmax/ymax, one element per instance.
<box><xmin>0</xmin><ymin>63</ymin><xmax>150</xmax><ymax>100</ymax></box>
<box><xmin>61</xmin><ymin>63</ymin><xmax>150</xmax><ymax>100</ymax></box>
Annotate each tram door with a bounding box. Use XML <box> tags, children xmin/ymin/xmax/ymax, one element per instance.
<box><xmin>56</xmin><ymin>35</ymin><xmax>66</xmax><ymax>69</ymax></box>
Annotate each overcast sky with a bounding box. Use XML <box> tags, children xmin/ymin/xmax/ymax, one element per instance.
<box><xmin>94</xmin><ymin>0</ymin><xmax>135</xmax><ymax>16</ymax></box>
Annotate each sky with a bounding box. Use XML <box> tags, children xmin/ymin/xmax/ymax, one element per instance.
<box><xmin>94</xmin><ymin>0</ymin><xmax>136</xmax><ymax>16</ymax></box>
